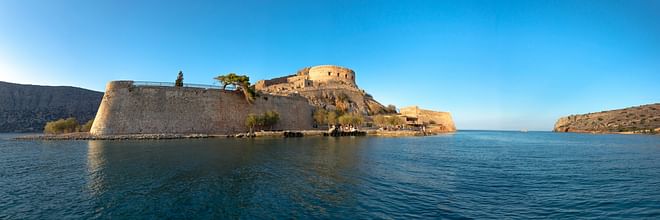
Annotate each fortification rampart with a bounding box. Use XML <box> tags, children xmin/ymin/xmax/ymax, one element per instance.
<box><xmin>90</xmin><ymin>81</ymin><xmax>314</xmax><ymax>135</ymax></box>
<box><xmin>400</xmin><ymin>106</ymin><xmax>456</xmax><ymax>132</ymax></box>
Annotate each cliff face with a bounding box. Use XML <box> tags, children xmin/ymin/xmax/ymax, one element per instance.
<box><xmin>554</xmin><ymin>103</ymin><xmax>660</xmax><ymax>133</ymax></box>
<box><xmin>0</xmin><ymin>81</ymin><xmax>103</xmax><ymax>132</ymax></box>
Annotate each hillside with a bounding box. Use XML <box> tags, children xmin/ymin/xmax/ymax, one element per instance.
<box><xmin>0</xmin><ymin>81</ymin><xmax>103</xmax><ymax>132</ymax></box>
<box><xmin>553</xmin><ymin>103</ymin><xmax>660</xmax><ymax>134</ymax></box>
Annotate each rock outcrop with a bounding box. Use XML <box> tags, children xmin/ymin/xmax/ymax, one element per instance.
<box><xmin>554</xmin><ymin>103</ymin><xmax>660</xmax><ymax>134</ymax></box>
<box><xmin>0</xmin><ymin>81</ymin><xmax>103</xmax><ymax>132</ymax></box>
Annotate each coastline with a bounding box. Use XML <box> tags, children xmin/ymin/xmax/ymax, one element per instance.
<box><xmin>554</xmin><ymin>129</ymin><xmax>659</xmax><ymax>135</ymax></box>
<box><xmin>14</xmin><ymin>129</ymin><xmax>449</xmax><ymax>141</ymax></box>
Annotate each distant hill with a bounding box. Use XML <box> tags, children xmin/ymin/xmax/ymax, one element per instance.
<box><xmin>0</xmin><ymin>81</ymin><xmax>103</xmax><ymax>132</ymax></box>
<box><xmin>554</xmin><ymin>103</ymin><xmax>660</xmax><ymax>134</ymax></box>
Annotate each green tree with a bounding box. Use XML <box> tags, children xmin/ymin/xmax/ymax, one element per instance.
<box><xmin>263</xmin><ymin>110</ymin><xmax>280</xmax><ymax>130</ymax></box>
<box><xmin>175</xmin><ymin>71</ymin><xmax>184</xmax><ymax>87</ymax></box>
<box><xmin>386</xmin><ymin>116</ymin><xmax>405</xmax><ymax>127</ymax></box>
<box><xmin>214</xmin><ymin>73</ymin><xmax>255</xmax><ymax>103</ymax></box>
<box><xmin>372</xmin><ymin>115</ymin><xmax>388</xmax><ymax>128</ymax></box>
<box><xmin>327</xmin><ymin>111</ymin><xmax>338</xmax><ymax>127</ymax></box>
<box><xmin>338</xmin><ymin>113</ymin><xmax>364</xmax><ymax>127</ymax></box>
<box><xmin>245</xmin><ymin>114</ymin><xmax>259</xmax><ymax>133</ymax></box>
<box><xmin>313</xmin><ymin>109</ymin><xmax>327</xmax><ymax>126</ymax></box>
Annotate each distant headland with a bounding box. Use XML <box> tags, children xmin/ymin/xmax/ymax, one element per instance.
<box><xmin>554</xmin><ymin>103</ymin><xmax>660</xmax><ymax>135</ymax></box>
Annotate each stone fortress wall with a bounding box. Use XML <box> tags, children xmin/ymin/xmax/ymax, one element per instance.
<box><xmin>255</xmin><ymin>65</ymin><xmax>357</xmax><ymax>94</ymax></box>
<box><xmin>307</xmin><ymin>65</ymin><xmax>356</xmax><ymax>86</ymax></box>
<box><xmin>400</xmin><ymin>106</ymin><xmax>456</xmax><ymax>132</ymax></box>
<box><xmin>90</xmin><ymin>81</ymin><xmax>314</xmax><ymax>135</ymax></box>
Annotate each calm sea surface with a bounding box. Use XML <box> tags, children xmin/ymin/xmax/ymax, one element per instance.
<box><xmin>1</xmin><ymin>131</ymin><xmax>659</xmax><ymax>219</ymax></box>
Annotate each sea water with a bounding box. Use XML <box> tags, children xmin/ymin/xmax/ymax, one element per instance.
<box><xmin>1</xmin><ymin>131</ymin><xmax>659</xmax><ymax>219</ymax></box>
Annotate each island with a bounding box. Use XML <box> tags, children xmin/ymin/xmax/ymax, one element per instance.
<box><xmin>25</xmin><ymin>65</ymin><xmax>454</xmax><ymax>139</ymax></box>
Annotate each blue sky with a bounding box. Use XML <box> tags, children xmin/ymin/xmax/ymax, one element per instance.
<box><xmin>1</xmin><ymin>0</ymin><xmax>658</xmax><ymax>130</ymax></box>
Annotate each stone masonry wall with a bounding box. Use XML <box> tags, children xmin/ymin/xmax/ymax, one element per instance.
<box><xmin>90</xmin><ymin>81</ymin><xmax>314</xmax><ymax>135</ymax></box>
<box><xmin>307</xmin><ymin>65</ymin><xmax>356</xmax><ymax>86</ymax></box>
<box><xmin>400</xmin><ymin>106</ymin><xmax>456</xmax><ymax>132</ymax></box>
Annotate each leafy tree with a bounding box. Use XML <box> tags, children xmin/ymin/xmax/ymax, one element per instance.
<box><xmin>327</xmin><ymin>111</ymin><xmax>337</xmax><ymax>127</ymax></box>
<box><xmin>214</xmin><ymin>73</ymin><xmax>254</xmax><ymax>103</ymax></box>
<box><xmin>263</xmin><ymin>110</ymin><xmax>280</xmax><ymax>130</ymax></box>
<box><xmin>338</xmin><ymin>113</ymin><xmax>364</xmax><ymax>127</ymax></box>
<box><xmin>372</xmin><ymin>115</ymin><xmax>404</xmax><ymax>129</ymax></box>
<box><xmin>246</xmin><ymin>111</ymin><xmax>280</xmax><ymax>132</ymax></box>
<box><xmin>386</xmin><ymin>116</ymin><xmax>405</xmax><ymax>127</ymax></box>
<box><xmin>175</xmin><ymin>71</ymin><xmax>184</xmax><ymax>87</ymax></box>
<box><xmin>245</xmin><ymin>114</ymin><xmax>259</xmax><ymax>133</ymax></box>
<box><xmin>313</xmin><ymin>109</ymin><xmax>328</xmax><ymax>126</ymax></box>
<box><xmin>372</xmin><ymin>115</ymin><xmax>388</xmax><ymax>128</ymax></box>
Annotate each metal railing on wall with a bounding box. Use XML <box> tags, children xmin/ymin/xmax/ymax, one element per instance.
<box><xmin>132</xmin><ymin>81</ymin><xmax>237</xmax><ymax>90</ymax></box>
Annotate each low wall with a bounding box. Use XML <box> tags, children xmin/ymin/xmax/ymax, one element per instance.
<box><xmin>90</xmin><ymin>81</ymin><xmax>314</xmax><ymax>135</ymax></box>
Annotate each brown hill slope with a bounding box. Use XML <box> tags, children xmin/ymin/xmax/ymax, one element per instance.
<box><xmin>0</xmin><ymin>81</ymin><xmax>103</xmax><ymax>132</ymax></box>
<box><xmin>553</xmin><ymin>103</ymin><xmax>660</xmax><ymax>134</ymax></box>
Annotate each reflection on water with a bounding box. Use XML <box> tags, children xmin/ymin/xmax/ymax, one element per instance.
<box><xmin>83</xmin><ymin>137</ymin><xmax>367</xmax><ymax>218</ymax></box>
<box><xmin>2</xmin><ymin>132</ymin><xmax>660</xmax><ymax>219</ymax></box>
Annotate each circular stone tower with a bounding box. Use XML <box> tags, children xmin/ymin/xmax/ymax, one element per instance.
<box><xmin>307</xmin><ymin>65</ymin><xmax>356</xmax><ymax>86</ymax></box>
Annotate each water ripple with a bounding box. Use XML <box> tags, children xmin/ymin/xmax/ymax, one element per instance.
<box><xmin>1</xmin><ymin>131</ymin><xmax>660</xmax><ymax>219</ymax></box>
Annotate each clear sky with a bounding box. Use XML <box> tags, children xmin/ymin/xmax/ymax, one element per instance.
<box><xmin>1</xmin><ymin>0</ymin><xmax>658</xmax><ymax>131</ymax></box>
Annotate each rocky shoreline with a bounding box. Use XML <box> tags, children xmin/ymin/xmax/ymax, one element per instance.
<box><xmin>14</xmin><ymin>129</ymin><xmax>447</xmax><ymax>141</ymax></box>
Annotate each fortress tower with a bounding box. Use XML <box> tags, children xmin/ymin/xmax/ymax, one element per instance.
<box><xmin>305</xmin><ymin>65</ymin><xmax>356</xmax><ymax>86</ymax></box>
<box><xmin>255</xmin><ymin>65</ymin><xmax>358</xmax><ymax>92</ymax></box>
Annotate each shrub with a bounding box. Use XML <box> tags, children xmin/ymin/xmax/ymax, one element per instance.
<box><xmin>245</xmin><ymin>111</ymin><xmax>280</xmax><ymax>132</ymax></box>
<box><xmin>372</xmin><ymin>115</ymin><xmax>388</xmax><ymax>127</ymax></box>
<box><xmin>338</xmin><ymin>113</ymin><xmax>364</xmax><ymax>126</ymax></box>
<box><xmin>386</xmin><ymin>116</ymin><xmax>405</xmax><ymax>127</ymax></box>
<box><xmin>44</xmin><ymin>117</ymin><xmax>80</xmax><ymax>134</ymax></box>
<box><xmin>80</xmin><ymin>119</ymin><xmax>94</xmax><ymax>132</ymax></box>
<box><xmin>263</xmin><ymin>110</ymin><xmax>280</xmax><ymax>129</ymax></box>
<box><xmin>313</xmin><ymin>109</ymin><xmax>327</xmax><ymax>126</ymax></box>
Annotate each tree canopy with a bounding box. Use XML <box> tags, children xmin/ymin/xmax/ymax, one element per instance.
<box><xmin>175</xmin><ymin>71</ymin><xmax>184</xmax><ymax>87</ymax></box>
<box><xmin>214</xmin><ymin>73</ymin><xmax>255</xmax><ymax>103</ymax></box>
